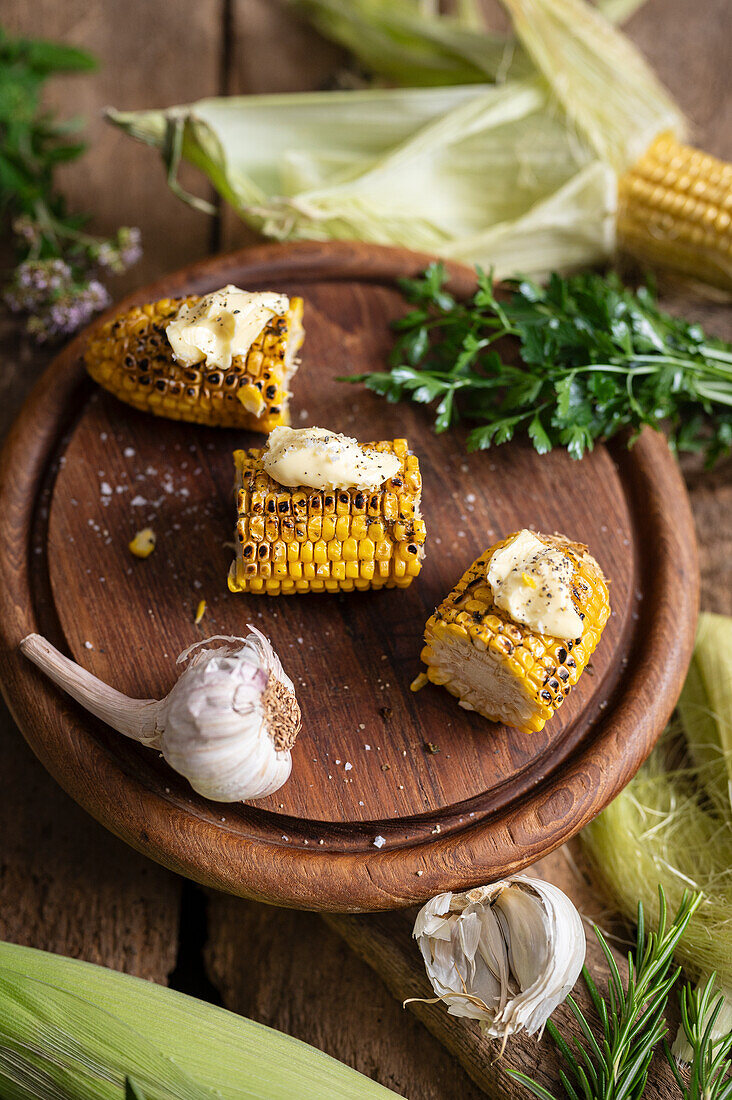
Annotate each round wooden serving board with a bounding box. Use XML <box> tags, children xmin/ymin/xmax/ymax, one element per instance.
<box><xmin>0</xmin><ymin>242</ymin><xmax>698</xmax><ymax>912</ymax></box>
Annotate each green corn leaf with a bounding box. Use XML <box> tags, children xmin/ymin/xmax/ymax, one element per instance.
<box><xmin>0</xmin><ymin>941</ymin><xmax>399</xmax><ymax>1100</ymax></box>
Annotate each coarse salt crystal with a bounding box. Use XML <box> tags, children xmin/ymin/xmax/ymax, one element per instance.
<box><xmin>100</xmin><ymin>482</ymin><xmax>112</xmax><ymax>496</ymax></box>
<box><xmin>373</xmin><ymin>835</ymin><xmax>386</xmax><ymax>849</ymax></box>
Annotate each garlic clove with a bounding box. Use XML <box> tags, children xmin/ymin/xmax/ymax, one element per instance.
<box><xmin>20</xmin><ymin>627</ymin><xmax>301</xmax><ymax>804</ymax></box>
<box><xmin>413</xmin><ymin>874</ymin><xmax>585</xmax><ymax>1041</ymax></box>
<box><xmin>494</xmin><ymin>885</ymin><xmax>551</xmax><ymax>991</ymax></box>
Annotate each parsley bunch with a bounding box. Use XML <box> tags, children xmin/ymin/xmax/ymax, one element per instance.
<box><xmin>345</xmin><ymin>264</ymin><xmax>732</xmax><ymax>465</ymax></box>
<box><xmin>0</xmin><ymin>27</ymin><xmax>141</xmax><ymax>341</ymax></box>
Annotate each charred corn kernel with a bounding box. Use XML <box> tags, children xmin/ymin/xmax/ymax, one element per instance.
<box><xmin>419</xmin><ymin>532</ymin><xmax>610</xmax><ymax>735</ymax></box>
<box><xmin>229</xmin><ymin>441</ymin><xmax>426</xmax><ymax>595</ymax></box>
<box><xmin>84</xmin><ymin>295</ymin><xmax>304</xmax><ymax>430</ymax></box>
<box><xmin>619</xmin><ymin>133</ymin><xmax>732</xmax><ymax>291</ymax></box>
<box><xmin>194</xmin><ymin>599</ymin><xmax>207</xmax><ymax>624</ymax></box>
<box><xmin>129</xmin><ymin>527</ymin><xmax>156</xmax><ymax>558</ymax></box>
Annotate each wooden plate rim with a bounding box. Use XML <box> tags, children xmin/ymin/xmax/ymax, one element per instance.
<box><xmin>0</xmin><ymin>240</ymin><xmax>699</xmax><ymax>911</ymax></box>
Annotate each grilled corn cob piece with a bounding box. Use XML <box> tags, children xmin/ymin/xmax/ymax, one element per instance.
<box><xmin>228</xmin><ymin>439</ymin><xmax>425</xmax><ymax>595</ymax></box>
<box><xmin>619</xmin><ymin>133</ymin><xmax>732</xmax><ymax>291</ymax></box>
<box><xmin>84</xmin><ymin>294</ymin><xmax>304</xmax><ymax>430</ymax></box>
<box><xmin>419</xmin><ymin>532</ymin><xmax>610</xmax><ymax>734</ymax></box>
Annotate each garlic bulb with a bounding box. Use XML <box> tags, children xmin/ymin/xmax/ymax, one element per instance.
<box><xmin>20</xmin><ymin>628</ymin><xmax>301</xmax><ymax>802</ymax></box>
<box><xmin>413</xmin><ymin>875</ymin><xmax>585</xmax><ymax>1039</ymax></box>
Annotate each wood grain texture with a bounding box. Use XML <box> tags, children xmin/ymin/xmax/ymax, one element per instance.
<box><xmin>204</xmin><ymin>894</ymin><xmax>487</xmax><ymax>1099</ymax></box>
<box><xmin>1</xmin><ymin>0</ymin><xmax>222</xmax><ymax>294</ymax></box>
<box><xmin>0</xmin><ymin>241</ymin><xmax>698</xmax><ymax>913</ymax></box>
<box><xmin>0</xmin><ymin>304</ymin><xmax>183</xmax><ymax>984</ymax></box>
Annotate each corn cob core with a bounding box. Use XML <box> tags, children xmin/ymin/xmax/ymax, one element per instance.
<box><xmin>420</xmin><ymin>532</ymin><xmax>610</xmax><ymax>735</ymax></box>
<box><xmin>84</xmin><ymin>295</ymin><xmax>304</xmax><ymax>430</ymax></box>
<box><xmin>619</xmin><ymin>133</ymin><xmax>732</xmax><ymax>291</ymax></box>
<box><xmin>228</xmin><ymin>439</ymin><xmax>426</xmax><ymax>595</ymax></box>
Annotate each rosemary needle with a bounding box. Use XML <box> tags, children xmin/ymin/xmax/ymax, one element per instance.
<box><xmin>664</xmin><ymin>976</ymin><xmax>732</xmax><ymax>1100</ymax></box>
<box><xmin>505</xmin><ymin>887</ymin><xmax>703</xmax><ymax>1100</ymax></box>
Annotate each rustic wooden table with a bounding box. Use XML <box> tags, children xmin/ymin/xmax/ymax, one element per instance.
<box><xmin>1</xmin><ymin>2</ymin><xmax>730</xmax><ymax>1097</ymax></box>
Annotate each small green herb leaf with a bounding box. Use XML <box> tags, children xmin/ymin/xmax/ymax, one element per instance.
<box><xmin>346</xmin><ymin>267</ymin><xmax>732</xmax><ymax>465</ymax></box>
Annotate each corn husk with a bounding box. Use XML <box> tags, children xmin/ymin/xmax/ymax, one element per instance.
<box><xmin>108</xmin><ymin>78</ymin><xmax>615</xmax><ymax>281</ymax></box>
<box><xmin>498</xmin><ymin>0</ymin><xmax>683</xmax><ymax>170</ymax></box>
<box><xmin>107</xmin><ymin>0</ymin><xmax>676</xmax><ymax>279</ymax></box>
<box><xmin>0</xmin><ymin>940</ymin><xmax>398</xmax><ymax>1099</ymax></box>
<box><xmin>677</xmin><ymin>612</ymin><xmax>732</xmax><ymax>817</ymax></box>
<box><xmin>288</xmin><ymin>0</ymin><xmax>649</xmax><ymax>88</ymax></box>
<box><xmin>581</xmin><ymin>612</ymin><xmax>732</xmax><ymax>1059</ymax></box>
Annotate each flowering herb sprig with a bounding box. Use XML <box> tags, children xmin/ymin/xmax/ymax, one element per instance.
<box><xmin>0</xmin><ymin>28</ymin><xmax>141</xmax><ymax>341</ymax></box>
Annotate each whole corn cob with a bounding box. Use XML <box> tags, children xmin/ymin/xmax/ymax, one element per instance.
<box><xmin>419</xmin><ymin>531</ymin><xmax>610</xmax><ymax>734</ymax></box>
<box><xmin>228</xmin><ymin>439</ymin><xmax>426</xmax><ymax>595</ymax></box>
<box><xmin>84</xmin><ymin>294</ymin><xmax>304</xmax><ymax>430</ymax></box>
<box><xmin>619</xmin><ymin>133</ymin><xmax>732</xmax><ymax>291</ymax></box>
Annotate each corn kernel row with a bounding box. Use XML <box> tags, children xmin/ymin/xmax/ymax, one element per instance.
<box><xmin>421</xmin><ymin>534</ymin><xmax>610</xmax><ymax>734</ymax></box>
<box><xmin>84</xmin><ymin>295</ymin><xmax>304</xmax><ymax>430</ymax></box>
<box><xmin>229</xmin><ymin>440</ymin><xmax>426</xmax><ymax>595</ymax></box>
<box><xmin>619</xmin><ymin>133</ymin><xmax>732</xmax><ymax>291</ymax></box>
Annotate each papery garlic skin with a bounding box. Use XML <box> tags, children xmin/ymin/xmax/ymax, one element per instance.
<box><xmin>413</xmin><ymin>875</ymin><xmax>585</xmax><ymax>1040</ymax></box>
<box><xmin>158</xmin><ymin>629</ymin><xmax>299</xmax><ymax>802</ymax></box>
<box><xmin>19</xmin><ymin>627</ymin><xmax>300</xmax><ymax>804</ymax></box>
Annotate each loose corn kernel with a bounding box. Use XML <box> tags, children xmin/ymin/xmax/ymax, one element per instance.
<box><xmin>129</xmin><ymin>527</ymin><xmax>156</xmax><ymax>558</ymax></box>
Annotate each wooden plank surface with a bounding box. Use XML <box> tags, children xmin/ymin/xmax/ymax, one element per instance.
<box><xmin>0</xmin><ymin>0</ymin><xmax>729</xmax><ymax>1096</ymax></box>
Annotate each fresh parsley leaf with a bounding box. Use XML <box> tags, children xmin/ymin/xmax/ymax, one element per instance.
<box><xmin>344</xmin><ymin>266</ymin><xmax>732</xmax><ymax>464</ymax></box>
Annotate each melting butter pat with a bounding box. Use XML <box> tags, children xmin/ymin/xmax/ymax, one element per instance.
<box><xmin>166</xmin><ymin>285</ymin><xmax>289</xmax><ymax>371</ymax></box>
<box><xmin>487</xmin><ymin>529</ymin><xmax>583</xmax><ymax>640</ymax></box>
<box><xmin>262</xmin><ymin>426</ymin><xmax>401</xmax><ymax>491</ymax></box>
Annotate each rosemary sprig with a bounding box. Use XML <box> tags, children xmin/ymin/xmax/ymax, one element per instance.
<box><xmin>343</xmin><ymin>264</ymin><xmax>732</xmax><ymax>466</ymax></box>
<box><xmin>665</xmin><ymin>977</ymin><xmax>732</xmax><ymax>1100</ymax></box>
<box><xmin>506</xmin><ymin>888</ymin><xmax>703</xmax><ymax>1100</ymax></box>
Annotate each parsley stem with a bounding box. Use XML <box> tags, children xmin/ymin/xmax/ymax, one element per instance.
<box><xmin>357</xmin><ymin>264</ymin><xmax>732</xmax><ymax>464</ymax></box>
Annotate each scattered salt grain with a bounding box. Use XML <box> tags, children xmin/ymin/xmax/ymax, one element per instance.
<box><xmin>123</xmin><ymin>447</ymin><xmax>136</xmax><ymax>458</ymax></box>
<box><xmin>344</xmin><ymin>762</ymin><xmax>352</xmax><ymax>772</ymax></box>
<box><xmin>373</xmin><ymin>835</ymin><xmax>386</xmax><ymax>849</ymax></box>
<box><xmin>100</xmin><ymin>482</ymin><xmax>112</xmax><ymax>496</ymax></box>
<box><xmin>83</xmin><ymin>641</ymin><xmax>94</xmax><ymax>650</ymax></box>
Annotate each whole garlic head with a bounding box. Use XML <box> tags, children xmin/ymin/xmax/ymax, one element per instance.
<box><xmin>20</xmin><ymin>627</ymin><xmax>301</xmax><ymax>804</ymax></box>
<box><xmin>413</xmin><ymin>875</ymin><xmax>585</xmax><ymax>1039</ymax></box>
<box><xmin>159</xmin><ymin>629</ymin><xmax>300</xmax><ymax>801</ymax></box>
